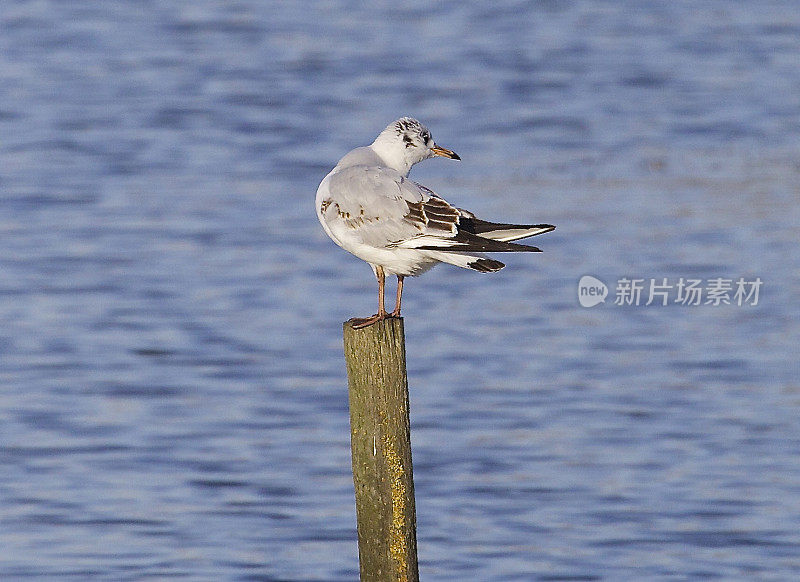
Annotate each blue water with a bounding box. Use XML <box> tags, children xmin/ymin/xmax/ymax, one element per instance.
<box><xmin>2</xmin><ymin>2</ymin><xmax>799</xmax><ymax>580</ymax></box>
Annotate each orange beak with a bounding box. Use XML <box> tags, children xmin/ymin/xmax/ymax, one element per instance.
<box><xmin>431</xmin><ymin>144</ymin><xmax>461</xmax><ymax>160</ymax></box>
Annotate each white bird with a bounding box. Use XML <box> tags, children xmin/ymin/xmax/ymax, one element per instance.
<box><xmin>316</xmin><ymin>117</ymin><xmax>555</xmax><ymax>328</ymax></box>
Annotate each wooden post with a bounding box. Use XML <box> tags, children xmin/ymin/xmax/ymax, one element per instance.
<box><xmin>343</xmin><ymin>317</ymin><xmax>419</xmax><ymax>582</ymax></box>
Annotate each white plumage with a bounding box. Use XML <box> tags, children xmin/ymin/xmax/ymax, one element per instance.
<box><xmin>316</xmin><ymin>117</ymin><xmax>554</xmax><ymax>328</ymax></box>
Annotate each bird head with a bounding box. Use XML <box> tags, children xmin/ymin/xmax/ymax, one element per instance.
<box><xmin>371</xmin><ymin>117</ymin><xmax>460</xmax><ymax>175</ymax></box>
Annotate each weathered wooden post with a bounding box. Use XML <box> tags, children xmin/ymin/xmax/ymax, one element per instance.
<box><xmin>343</xmin><ymin>317</ymin><xmax>419</xmax><ymax>582</ymax></box>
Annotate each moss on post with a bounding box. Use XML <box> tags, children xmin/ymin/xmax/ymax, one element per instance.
<box><xmin>343</xmin><ymin>317</ymin><xmax>419</xmax><ymax>582</ymax></box>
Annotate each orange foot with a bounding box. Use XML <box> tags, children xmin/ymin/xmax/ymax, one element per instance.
<box><xmin>348</xmin><ymin>311</ymin><xmax>396</xmax><ymax>329</ymax></box>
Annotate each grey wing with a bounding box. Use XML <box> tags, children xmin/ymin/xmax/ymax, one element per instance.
<box><xmin>393</xmin><ymin>184</ymin><xmax>545</xmax><ymax>253</ymax></box>
<box><xmin>323</xmin><ymin>165</ymin><xmax>547</xmax><ymax>253</ymax></box>
<box><xmin>322</xmin><ymin>166</ymin><xmax>460</xmax><ymax>248</ymax></box>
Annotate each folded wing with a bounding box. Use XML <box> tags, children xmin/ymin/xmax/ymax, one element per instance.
<box><xmin>322</xmin><ymin>166</ymin><xmax>554</xmax><ymax>268</ymax></box>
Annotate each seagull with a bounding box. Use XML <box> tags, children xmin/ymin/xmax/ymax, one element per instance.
<box><xmin>316</xmin><ymin>117</ymin><xmax>555</xmax><ymax>328</ymax></box>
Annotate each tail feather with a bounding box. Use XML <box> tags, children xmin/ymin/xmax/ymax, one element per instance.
<box><xmin>468</xmin><ymin>258</ymin><xmax>505</xmax><ymax>272</ymax></box>
<box><xmin>425</xmin><ymin>251</ymin><xmax>505</xmax><ymax>272</ymax></box>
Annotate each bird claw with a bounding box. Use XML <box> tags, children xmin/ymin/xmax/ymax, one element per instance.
<box><xmin>348</xmin><ymin>312</ymin><xmax>398</xmax><ymax>329</ymax></box>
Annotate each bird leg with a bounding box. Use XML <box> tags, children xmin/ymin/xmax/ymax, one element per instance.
<box><xmin>390</xmin><ymin>275</ymin><xmax>404</xmax><ymax>317</ymax></box>
<box><xmin>349</xmin><ymin>265</ymin><xmax>389</xmax><ymax>329</ymax></box>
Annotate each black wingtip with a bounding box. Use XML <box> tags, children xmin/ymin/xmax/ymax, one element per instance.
<box><xmin>417</xmin><ymin>229</ymin><xmax>546</xmax><ymax>253</ymax></box>
<box><xmin>458</xmin><ymin>217</ymin><xmax>556</xmax><ymax>239</ymax></box>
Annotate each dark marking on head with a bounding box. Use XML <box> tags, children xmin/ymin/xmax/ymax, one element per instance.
<box><xmin>394</xmin><ymin>117</ymin><xmax>424</xmax><ymax>134</ymax></box>
<box><xmin>396</xmin><ymin>118</ymin><xmax>414</xmax><ymax>133</ymax></box>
